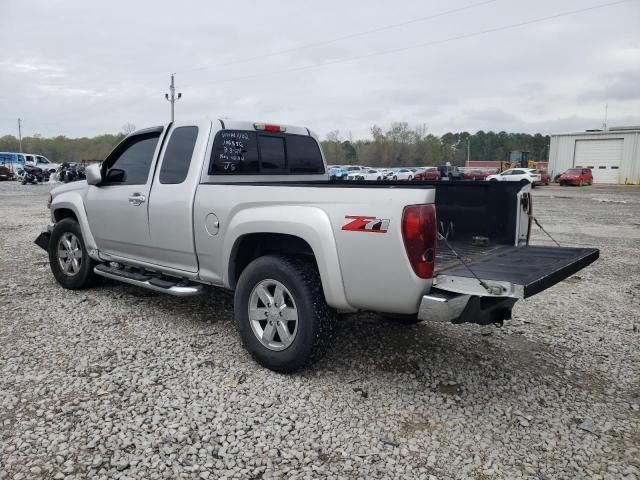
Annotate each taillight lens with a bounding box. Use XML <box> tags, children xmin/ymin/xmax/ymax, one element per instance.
<box><xmin>401</xmin><ymin>204</ymin><xmax>437</xmax><ymax>279</ymax></box>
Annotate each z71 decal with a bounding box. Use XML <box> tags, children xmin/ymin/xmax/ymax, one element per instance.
<box><xmin>342</xmin><ymin>216</ymin><xmax>390</xmax><ymax>233</ymax></box>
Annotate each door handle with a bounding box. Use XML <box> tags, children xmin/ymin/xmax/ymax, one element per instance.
<box><xmin>128</xmin><ymin>193</ymin><xmax>146</xmax><ymax>206</ymax></box>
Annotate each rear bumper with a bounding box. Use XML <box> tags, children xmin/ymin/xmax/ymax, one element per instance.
<box><xmin>417</xmin><ymin>289</ymin><xmax>516</xmax><ymax>325</ymax></box>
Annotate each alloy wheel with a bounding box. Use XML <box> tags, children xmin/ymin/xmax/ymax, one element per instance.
<box><xmin>57</xmin><ymin>232</ymin><xmax>82</xmax><ymax>276</ymax></box>
<box><xmin>248</xmin><ymin>279</ymin><xmax>299</xmax><ymax>351</ymax></box>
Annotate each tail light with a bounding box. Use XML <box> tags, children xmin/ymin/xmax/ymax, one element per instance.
<box><xmin>401</xmin><ymin>204</ymin><xmax>437</xmax><ymax>279</ymax></box>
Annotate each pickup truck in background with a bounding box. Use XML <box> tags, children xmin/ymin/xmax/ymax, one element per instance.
<box><xmin>24</xmin><ymin>154</ymin><xmax>61</xmax><ymax>176</ymax></box>
<box><xmin>437</xmin><ymin>164</ymin><xmax>463</xmax><ymax>180</ymax></box>
<box><xmin>35</xmin><ymin>120</ymin><xmax>599</xmax><ymax>372</ymax></box>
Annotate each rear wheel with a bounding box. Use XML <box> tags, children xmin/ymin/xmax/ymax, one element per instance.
<box><xmin>234</xmin><ymin>255</ymin><xmax>336</xmax><ymax>373</ymax></box>
<box><xmin>393</xmin><ymin>176</ymin><xmax>397</xmax><ymax>181</ymax></box>
<box><xmin>48</xmin><ymin>218</ymin><xmax>98</xmax><ymax>289</ymax></box>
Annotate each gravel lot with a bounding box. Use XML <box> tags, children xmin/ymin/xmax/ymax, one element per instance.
<box><xmin>1</xmin><ymin>181</ymin><xmax>639</xmax><ymax>480</ymax></box>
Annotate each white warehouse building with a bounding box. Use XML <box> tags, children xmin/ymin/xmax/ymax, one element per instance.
<box><xmin>548</xmin><ymin>126</ymin><xmax>640</xmax><ymax>184</ymax></box>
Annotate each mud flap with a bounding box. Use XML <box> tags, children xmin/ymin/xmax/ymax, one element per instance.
<box><xmin>34</xmin><ymin>231</ymin><xmax>51</xmax><ymax>251</ymax></box>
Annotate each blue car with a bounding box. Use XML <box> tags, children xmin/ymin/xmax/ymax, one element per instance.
<box><xmin>327</xmin><ymin>165</ymin><xmax>349</xmax><ymax>180</ymax></box>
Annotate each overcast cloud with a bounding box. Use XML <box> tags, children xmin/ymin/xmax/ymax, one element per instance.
<box><xmin>1</xmin><ymin>0</ymin><xmax>639</xmax><ymax>139</ymax></box>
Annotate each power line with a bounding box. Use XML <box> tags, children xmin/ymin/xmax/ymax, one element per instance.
<box><xmin>175</xmin><ymin>0</ymin><xmax>499</xmax><ymax>75</ymax></box>
<box><xmin>183</xmin><ymin>0</ymin><xmax>634</xmax><ymax>87</ymax></box>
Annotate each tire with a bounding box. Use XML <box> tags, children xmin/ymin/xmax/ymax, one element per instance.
<box><xmin>393</xmin><ymin>176</ymin><xmax>397</xmax><ymax>181</ymax></box>
<box><xmin>377</xmin><ymin>176</ymin><xmax>381</xmax><ymax>181</ymax></box>
<box><xmin>408</xmin><ymin>175</ymin><xmax>413</xmax><ymax>181</ymax></box>
<box><xmin>234</xmin><ymin>255</ymin><xmax>336</xmax><ymax>373</ymax></box>
<box><xmin>48</xmin><ymin>218</ymin><xmax>98</xmax><ymax>290</ymax></box>
<box><xmin>379</xmin><ymin>313</ymin><xmax>422</xmax><ymax>325</ymax></box>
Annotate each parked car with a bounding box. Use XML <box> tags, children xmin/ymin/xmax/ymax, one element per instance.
<box><xmin>533</xmin><ymin>169</ymin><xmax>551</xmax><ymax>186</ymax></box>
<box><xmin>327</xmin><ymin>165</ymin><xmax>348</xmax><ymax>180</ymax></box>
<box><xmin>35</xmin><ymin>119</ymin><xmax>599</xmax><ymax>373</ymax></box>
<box><xmin>486</xmin><ymin>168</ymin><xmax>541</xmax><ymax>186</ymax></box>
<box><xmin>0</xmin><ymin>165</ymin><xmax>14</xmax><ymax>181</ymax></box>
<box><xmin>391</xmin><ymin>168</ymin><xmax>414</xmax><ymax>180</ymax></box>
<box><xmin>380</xmin><ymin>168</ymin><xmax>395</xmax><ymax>180</ymax></box>
<box><xmin>437</xmin><ymin>165</ymin><xmax>463</xmax><ymax>180</ymax></box>
<box><xmin>414</xmin><ymin>167</ymin><xmax>441</xmax><ymax>181</ymax></box>
<box><xmin>461</xmin><ymin>168</ymin><xmax>490</xmax><ymax>181</ymax></box>
<box><xmin>24</xmin><ymin>154</ymin><xmax>61</xmax><ymax>177</ymax></box>
<box><xmin>359</xmin><ymin>169</ymin><xmax>384</xmax><ymax>181</ymax></box>
<box><xmin>558</xmin><ymin>167</ymin><xmax>593</xmax><ymax>186</ymax></box>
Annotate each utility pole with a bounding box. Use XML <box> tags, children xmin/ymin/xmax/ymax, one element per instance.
<box><xmin>18</xmin><ymin>118</ymin><xmax>23</xmax><ymax>153</ymax></box>
<box><xmin>467</xmin><ymin>137</ymin><xmax>470</xmax><ymax>166</ymax></box>
<box><xmin>603</xmin><ymin>104</ymin><xmax>608</xmax><ymax>131</ymax></box>
<box><xmin>164</xmin><ymin>73</ymin><xmax>182</xmax><ymax>122</ymax></box>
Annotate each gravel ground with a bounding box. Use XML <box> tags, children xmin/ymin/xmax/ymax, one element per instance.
<box><xmin>1</xmin><ymin>181</ymin><xmax>639</xmax><ymax>480</ymax></box>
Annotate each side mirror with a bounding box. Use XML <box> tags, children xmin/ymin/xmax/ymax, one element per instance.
<box><xmin>85</xmin><ymin>163</ymin><xmax>102</xmax><ymax>185</ymax></box>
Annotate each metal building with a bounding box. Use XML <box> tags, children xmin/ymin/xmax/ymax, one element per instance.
<box><xmin>548</xmin><ymin>126</ymin><xmax>640</xmax><ymax>184</ymax></box>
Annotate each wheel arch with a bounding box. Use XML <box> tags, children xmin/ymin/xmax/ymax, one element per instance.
<box><xmin>50</xmin><ymin>191</ymin><xmax>99</xmax><ymax>257</ymax></box>
<box><xmin>223</xmin><ymin>206</ymin><xmax>354</xmax><ymax>311</ymax></box>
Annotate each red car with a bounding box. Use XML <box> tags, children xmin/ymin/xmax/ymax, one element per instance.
<box><xmin>414</xmin><ymin>167</ymin><xmax>441</xmax><ymax>181</ymax></box>
<box><xmin>462</xmin><ymin>169</ymin><xmax>493</xmax><ymax>181</ymax></box>
<box><xmin>559</xmin><ymin>167</ymin><xmax>593</xmax><ymax>186</ymax></box>
<box><xmin>534</xmin><ymin>169</ymin><xmax>551</xmax><ymax>186</ymax></box>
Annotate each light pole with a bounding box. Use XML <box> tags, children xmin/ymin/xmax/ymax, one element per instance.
<box><xmin>164</xmin><ymin>73</ymin><xmax>182</xmax><ymax>122</ymax></box>
<box><xmin>18</xmin><ymin>118</ymin><xmax>23</xmax><ymax>153</ymax></box>
<box><xmin>466</xmin><ymin>137</ymin><xmax>470</xmax><ymax>166</ymax></box>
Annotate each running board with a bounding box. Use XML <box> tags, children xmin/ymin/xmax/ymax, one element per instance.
<box><xmin>94</xmin><ymin>264</ymin><xmax>203</xmax><ymax>296</ymax></box>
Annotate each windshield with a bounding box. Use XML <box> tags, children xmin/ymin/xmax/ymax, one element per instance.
<box><xmin>565</xmin><ymin>168</ymin><xmax>582</xmax><ymax>174</ymax></box>
<box><xmin>347</xmin><ymin>166</ymin><xmax>360</xmax><ymax>171</ymax></box>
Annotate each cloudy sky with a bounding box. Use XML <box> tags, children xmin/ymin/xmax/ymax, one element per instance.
<box><xmin>1</xmin><ymin>0</ymin><xmax>638</xmax><ymax>140</ymax></box>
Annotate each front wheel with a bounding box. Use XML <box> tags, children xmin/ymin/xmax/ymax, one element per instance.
<box><xmin>393</xmin><ymin>176</ymin><xmax>397</xmax><ymax>181</ymax></box>
<box><xmin>234</xmin><ymin>255</ymin><xmax>336</xmax><ymax>373</ymax></box>
<box><xmin>408</xmin><ymin>175</ymin><xmax>413</xmax><ymax>181</ymax></box>
<box><xmin>49</xmin><ymin>218</ymin><xmax>98</xmax><ymax>289</ymax></box>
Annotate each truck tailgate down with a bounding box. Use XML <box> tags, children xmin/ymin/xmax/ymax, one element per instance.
<box><xmin>434</xmin><ymin>245</ymin><xmax>599</xmax><ymax>299</ymax></box>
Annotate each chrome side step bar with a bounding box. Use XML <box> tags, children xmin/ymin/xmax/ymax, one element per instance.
<box><xmin>94</xmin><ymin>264</ymin><xmax>203</xmax><ymax>297</ymax></box>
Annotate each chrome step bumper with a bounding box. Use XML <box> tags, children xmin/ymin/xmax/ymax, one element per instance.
<box><xmin>94</xmin><ymin>264</ymin><xmax>203</xmax><ymax>297</ymax></box>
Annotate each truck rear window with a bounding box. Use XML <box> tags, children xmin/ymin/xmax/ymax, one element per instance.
<box><xmin>209</xmin><ymin>130</ymin><xmax>324</xmax><ymax>175</ymax></box>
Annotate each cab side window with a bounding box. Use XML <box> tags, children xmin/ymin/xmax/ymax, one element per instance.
<box><xmin>103</xmin><ymin>132</ymin><xmax>161</xmax><ymax>185</ymax></box>
<box><xmin>159</xmin><ymin>126</ymin><xmax>199</xmax><ymax>184</ymax></box>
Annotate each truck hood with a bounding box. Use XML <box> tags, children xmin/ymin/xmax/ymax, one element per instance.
<box><xmin>51</xmin><ymin>180</ymin><xmax>89</xmax><ymax>197</ymax></box>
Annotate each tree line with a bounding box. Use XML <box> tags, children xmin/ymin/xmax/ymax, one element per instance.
<box><xmin>321</xmin><ymin>123</ymin><xmax>550</xmax><ymax>167</ymax></box>
<box><xmin>0</xmin><ymin>122</ymin><xmax>550</xmax><ymax>166</ymax></box>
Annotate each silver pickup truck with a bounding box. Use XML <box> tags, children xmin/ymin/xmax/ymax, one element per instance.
<box><xmin>35</xmin><ymin>120</ymin><xmax>599</xmax><ymax>372</ymax></box>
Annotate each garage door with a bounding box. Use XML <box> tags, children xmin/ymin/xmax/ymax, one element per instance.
<box><xmin>574</xmin><ymin>139</ymin><xmax>623</xmax><ymax>183</ymax></box>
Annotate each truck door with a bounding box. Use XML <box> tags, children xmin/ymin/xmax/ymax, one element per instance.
<box><xmin>84</xmin><ymin>127</ymin><xmax>164</xmax><ymax>264</ymax></box>
<box><xmin>147</xmin><ymin>121</ymin><xmax>210</xmax><ymax>272</ymax></box>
